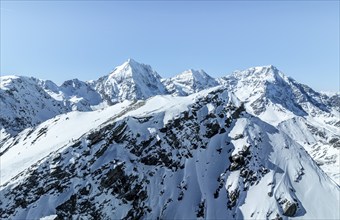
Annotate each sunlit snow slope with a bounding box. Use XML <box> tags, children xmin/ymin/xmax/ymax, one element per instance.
<box><xmin>0</xmin><ymin>87</ymin><xmax>339</xmax><ymax>219</ymax></box>
<box><xmin>220</xmin><ymin>65</ymin><xmax>340</xmax><ymax>184</ymax></box>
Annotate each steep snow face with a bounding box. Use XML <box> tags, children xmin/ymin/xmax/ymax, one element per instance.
<box><xmin>0</xmin><ymin>100</ymin><xmax>133</xmax><ymax>184</ymax></box>
<box><xmin>220</xmin><ymin>65</ymin><xmax>306</xmax><ymax>118</ymax></box>
<box><xmin>278</xmin><ymin>117</ymin><xmax>340</xmax><ymax>184</ymax></box>
<box><xmin>1</xmin><ymin>87</ymin><xmax>339</xmax><ymax>219</ymax></box>
<box><xmin>40</xmin><ymin>79</ymin><xmax>103</xmax><ymax>111</ymax></box>
<box><xmin>0</xmin><ymin>59</ymin><xmax>167</xmax><ymax>140</ymax></box>
<box><xmin>0</xmin><ymin>76</ymin><xmax>105</xmax><ymax>141</ymax></box>
<box><xmin>0</xmin><ymin>76</ymin><xmax>69</xmax><ymax>140</ymax></box>
<box><xmin>164</xmin><ymin>69</ymin><xmax>219</xmax><ymax>96</ymax></box>
<box><xmin>58</xmin><ymin>79</ymin><xmax>102</xmax><ymax>110</ymax></box>
<box><xmin>327</xmin><ymin>93</ymin><xmax>340</xmax><ymax>111</ymax></box>
<box><xmin>94</xmin><ymin>59</ymin><xmax>167</xmax><ymax>104</ymax></box>
<box><xmin>220</xmin><ymin>65</ymin><xmax>338</xmax><ymax>124</ymax></box>
<box><xmin>219</xmin><ymin>65</ymin><xmax>340</xmax><ymax>184</ymax></box>
<box><xmin>0</xmin><ymin>64</ymin><xmax>216</xmax><ymax>141</ymax></box>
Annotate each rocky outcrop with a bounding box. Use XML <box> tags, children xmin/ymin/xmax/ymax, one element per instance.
<box><xmin>282</xmin><ymin>201</ymin><xmax>298</xmax><ymax>217</ymax></box>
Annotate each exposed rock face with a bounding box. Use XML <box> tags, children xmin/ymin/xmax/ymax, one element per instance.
<box><xmin>282</xmin><ymin>201</ymin><xmax>298</xmax><ymax>217</ymax></box>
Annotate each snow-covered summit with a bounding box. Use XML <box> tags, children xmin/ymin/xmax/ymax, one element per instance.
<box><xmin>0</xmin><ymin>75</ymin><xmax>69</xmax><ymax>141</ymax></box>
<box><xmin>220</xmin><ymin>66</ymin><xmax>340</xmax><ymax>184</ymax></box>
<box><xmin>94</xmin><ymin>59</ymin><xmax>167</xmax><ymax>104</ymax></box>
<box><xmin>232</xmin><ymin>65</ymin><xmax>282</xmax><ymax>80</ymax></box>
<box><xmin>60</xmin><ymin>79</ymin><xmax>101</xmax><ymax>102</ymax></box>
<box><xmin>164</xmin><ymin>69</ymin><xmax>219</xmax><ymax>95</ymax></box>
<box><xmin>0</xmin><ymin>75</ymin><xmax>21</xmax><ymax>89</ymax></box>
<box><xmin>220</xmin><ymin>65</ymin><xmax>334</xmax><ymax>118</ymax></box>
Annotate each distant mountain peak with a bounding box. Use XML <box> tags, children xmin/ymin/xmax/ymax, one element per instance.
<box><xmin>107</xmin><ymin>59</ymin><xmax>156</xmax><ymax>79</ymax></box>
<box><xmin>95</xmin><ymin>59</ymin><xmax>166</xmax><ymax>103</ymax></box>
<box><xmin>60</xmin><ymin>78</ymin><xmax>85</xmax><ymax>87</ymax></box>
<box><xmin>163</xmin><ymin>69</ymin><xmax>219</xmax><ymax>96</ymax></box>
<box><xmin>126</xmin><ymin>58</ymin><xmax>139</xmax><ymax>65</ymax></box>
<box><xmin>227</xmin><ymin>65</ymin><xmax>288</xmax><ymax>86</ymax></box>
<box><xmin>247</xmin><ymin>65</ymin><xmax>278</xmax><ymax>72</ymax></box>
<box><xmin>179</xmin><ymin>69</ymin><xmax>209</xmax><ymax>78</ymax></box>
<box><xmin>121</xmin><ymin>58</ymin><xmax>141</xmax><ymax>70</ymax></box>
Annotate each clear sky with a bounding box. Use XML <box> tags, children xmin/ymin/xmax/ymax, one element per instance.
<box><xmin>1</xmin><ymin>1</ymin><xmax>339</xmax><ymax>92</ymax></box>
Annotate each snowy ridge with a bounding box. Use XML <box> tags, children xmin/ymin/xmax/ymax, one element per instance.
<box><xmin>0</xmin><ymin>76</ymin><xmax>70</xmax><ymax>140</ymax></box>
<box><xmin>219</xmin><ymin>65</ymin><xmax>340</xmax><ymax>184</ymax></box>
<box><xmin>1</xmin><ymin>61</ymin><xmax>339</xmax><ymax>219</ymax></box>
<box><xmin>0</xmin><ymin>87</ymin><xmax>339</xmax><ymax>219</ymax></box>
<box><xmin>163</xmin><ymin>69</ymin><xmax>219</xmax><ymax>96</ymax></box>
<box><xmin>0</xmin><ymin>59</ymin><xmax>217</xmax><ymax>139</ymax></box>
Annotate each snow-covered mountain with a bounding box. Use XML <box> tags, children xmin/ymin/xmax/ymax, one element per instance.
<box><xmin>0</xmin><ymin>61</ymin><xmax>339</xmax><ymax>219</ymax></box>
<box><xmin>39</xmin><ymin>78</ymin><xmax>104</xmax><ymax>112</ymax></box>
<box><xmin>220</xmin><ymin>65</ymin><xmax>338</xmax><ymax>119</ymax></box>
<box><xmin>94</xmin><ymin>59</ymin><xmax>168</xmax><ymax>104</ymax></box>
<box><xmin>0</xmin><ymin>76</ymin><xmax>70</xmax><ymax>141</ymax></box>
<box><xmin>219</xmin><ymin>65</ymin><xmax>340</xmax><ymax>183</ymax></box>
<box><xmin>1</xmin><ymin>88</ymin><xmax>339</xmax><ymax>219</ymax></box>
<box><xmin>0</xmin><ymin>59</ymin><xmax>215</xmax><ymax>140</ymax></box>
<box><xmin>0</xmin><ymin>76</ymin><xmax>103</xmax><ymax>142</ymax></box>
<box><xmin>163</xmin><ymin>69</ymin><xmax>219</xmax><ymax>95</ymax></box>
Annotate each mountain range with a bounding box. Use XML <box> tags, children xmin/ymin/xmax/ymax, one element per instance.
<box><xmin>0</xmin><ymin>59</ymin><xmax>339</xmax><ymax>219</ymax></box>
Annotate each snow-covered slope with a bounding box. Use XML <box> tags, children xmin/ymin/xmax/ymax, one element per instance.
<box><xmin>1</xmin><ymin>62</ymin><xmax>339</xmax><ymax>219</ymax></box>
<box><xmin>220</xmin><ymin>65</ymin><xmax>340</xmax><ymax>184</ymax></box>
<box><xmin>219</xmin><ymin>65</ymin><xmax>338</xmax><ymax>123</ymax></box>
<box><xmin>163</xmin><ymin>69</ymin><xmax>219</xmax><ymax>96</ymax></box>
<box><xmin>94</xmin><ymin>59</ymin><xmax>168</xmax><ymax>104</ymax></box>
<box><xmin>39</xmin><ymin>78</ymin><xmax>104</xmax><ymax>111</ymax></box>
<box><xmin>0</xmin><ymin>87</ymin><xmax>339</xmax><ymax>219</ymax></box>
<box><xmin>58</xmin><ymin>79</ymin><xmax>102</xmax><ymax>110</ymax></box>
<box><xmin>0</xmin><ymin>59</ymin><xmax>165</xmax><ymax>140</ymax></box>
<box><xmin>0</xmin><ymin>76</ymin><xmax>70</xmax><ymax>141</ymax></box>
<box><xmin>0</xmin><ymin>61</ymin><xmax>245</xmax><ymax>141</ymax></box>
<box><xmin>0</xmin><ymin>76</ymin><xmax>104</xmax><ymax>141</ymax></box>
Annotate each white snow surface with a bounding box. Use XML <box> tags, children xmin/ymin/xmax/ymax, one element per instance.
<box><xmin>0</xmin><ymin>100</ymin><xmax>132</xmax><ymax>184</ymax></box>
<box><xmin>1</xmin><ymin>61</ymin><xmax>339</xmax><ymax>219</ymax></box>
<box><xmin>220</xmin><ymin>65</ymin><xmax>340</xmax><ymax>184</ymax></box>
<box><xmin>163</xmin><ymin>69</ymin><xmax>219</xmax><ymax>96</ymax></box>
<box><xmin>0</xmin><ymin>85</ymin><xmax>339</xmax><ymax>219</ymax></box>
<box><xmin>39</xmin><ymin>215</ymin><xmax>58</xmax><ymax>220</ymax></box>
<box><xmin>94</xmin><ymin>59</ymin><xmax>167</xmax><ymax>103</ymax></box>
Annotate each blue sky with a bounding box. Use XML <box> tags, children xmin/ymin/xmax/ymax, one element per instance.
<box><xmin>1</xmin><ymin>1</ymin><xmax>339</xmax><ymax>91</ymax></box>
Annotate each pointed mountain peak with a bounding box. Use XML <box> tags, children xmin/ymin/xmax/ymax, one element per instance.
<box><xmin>165</xmin><ymin>68</ymin><xmax>219</xmax><ymax>95</ymax></box>
<box><xmin>60</xmin><ymin>78</ymin><xmax>87</xmax><ymax>89</ymax></box>
<box><xmin>0</xmin><ymin>75</ymin><xmax>44</xmax><ymax>90</ymax></box>
<box><xmin>122</xmin><ymin>58</ymin><xmax>152</xmax><ymax>70</ymax></box>
<box><xmin>126</xmin><ymin>58</ymin><xmax>138</xmax><ymax>65</ymax></box>
<box><xmin>176</xmin><ymin>69</ymin><xmax>213</xmax><ymax>81</ymax></box>
<box><xmin>249</xmin><ymin>65</ymin><xmax>279</xmax><ymax>74</ymax></box>
<box><xmin>182</xmin><ymin>68</ymin><xmax>207</xmax><ymax>75</ymax></box>
<box><xmin>122</xmin><ymin>58</ymin><xmax>141</xmax><ymax>68</ymax></box>
<box><xmin>230</xmin><ymin>65</ymin><xmax>286</xmax><ymax>83</ymax></box>
<box><xmin>108</xmin><ymin>58</ymin><xmax>157</xmax><ymax>79</ymax></box>
<box><xmin>95</xmin><ymin>59</ymin><xmax>166</xmax><ymax>103</ymax></box>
